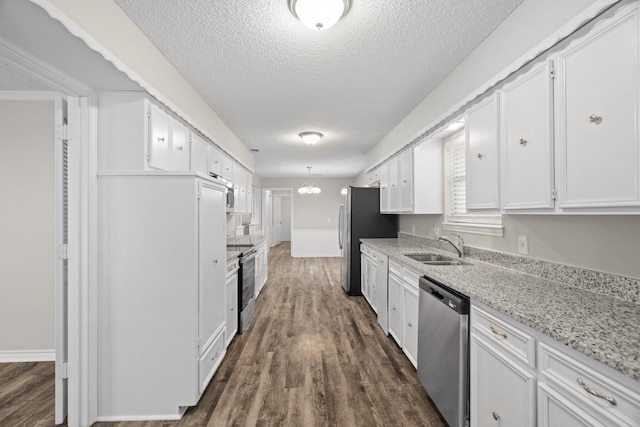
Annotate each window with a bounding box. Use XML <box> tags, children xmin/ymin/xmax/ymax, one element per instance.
<box><xmin>442</xmin><ymin>129</ymin><xmax>504</xmax><ymax>236</ymax></box>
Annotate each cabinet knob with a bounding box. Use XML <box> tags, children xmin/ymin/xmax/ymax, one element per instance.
<box><xmin>176</xmin><ymin>145</ymin><xmax>184</xmax><ymax>151</ymax></box>
<box><xmin>589</xmin><ymin>114</ymin><xmax>601</xmax><ymax>123</ymax></box>
<box><xmin>519</xmin><ymin>138</ymin><xmax>527</xmax><ymax>146</ymax></box>
<box><xmin>492</xmin><ymin>411</ymin><xmax>500</xmax><ymax>421</ymax></box>
<box><xmin>408</xmin><ymin>323</ymin><xmax>413</xmax><ymax>328</ymax></box>
<box><xmin>213</xmin><ymin>259</ymin><xmax>218</xmax><ymax>264</ymax></box>
<box><xmin>157</xmin><ymin>137</ymin><xmax>165</xmax><ymax>142</ymax></box>
<box><xmin>477</xmin><ymin>153</ymin><xmax>484</xmax><ymax>159</ymax></box>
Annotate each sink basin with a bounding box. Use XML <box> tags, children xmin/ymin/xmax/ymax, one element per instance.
<box><xmin>404</xmin><ymin>253</ymin><xmax>471</xmax><ymax>266</ymax></box>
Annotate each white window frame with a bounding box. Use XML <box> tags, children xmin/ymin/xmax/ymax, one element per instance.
<box><xmin>442</xmin><ymin>129</ymin><xmax>504</xmax><ymax>237</ymax></box>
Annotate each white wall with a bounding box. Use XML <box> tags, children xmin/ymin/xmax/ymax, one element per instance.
<box><xmin>36</xmin><ymin>0</ymin><xmax>253</xmax><ymax>169</ymax></box>
<box><xmin>262</xmin><ymin>177</ymin><xmax>354</xmax><ymax>257</ymax></box>
<box><xmin>0</xmin><ymin>100</ymin><xmax>55</xmax><ymax>357</ymax></box>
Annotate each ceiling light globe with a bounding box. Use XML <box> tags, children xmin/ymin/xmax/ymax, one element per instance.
<box><xmin>299</xmin><ymin>131</ymin><xmax>323</xmax><ymax>145</ymax></box>
<box><xmin>290</xmin><ymin>0</ymin><xmax>349</xmax><ymax>31</ymax></box>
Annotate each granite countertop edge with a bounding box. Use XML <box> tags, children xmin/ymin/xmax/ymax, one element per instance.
<box><xmin>360</xmin><ymin>237</ymin><xmax>640</xmax><ymax>383</ymax></box>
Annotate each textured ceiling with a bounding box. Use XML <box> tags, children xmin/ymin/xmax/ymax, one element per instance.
<box><xmin>113</xmin><ymin>0</ymin><xmax>524</xmax><ymax>178</ymax></box>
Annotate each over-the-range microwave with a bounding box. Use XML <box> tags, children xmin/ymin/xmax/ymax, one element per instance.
<box><xmin>210</xmin><ymin>173</ymin><xmax>234</xmax><ymax>211</ymax></box>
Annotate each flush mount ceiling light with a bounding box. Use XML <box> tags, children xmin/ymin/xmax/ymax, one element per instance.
<box><xmin>298</xmin><ymin>166</ymin><xmax>322</xmax><ymax>194</ymax></box>
<box><xmin>299</xmin><ymin>131</ymin><xmax>323</xmax><ymax>145</ymax></box>
<box><xmin>289</xmin><ymin>0</ymin><xmax>351</xmax><ymax>31</ymax></box>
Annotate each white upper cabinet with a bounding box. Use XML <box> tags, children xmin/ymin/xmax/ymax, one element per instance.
<box><xmin>380</xmin><ymin>140</ymin><xmax>443</xmax><ymax>214</ymax></box>
<box><xmin>170</xmin><ymin>120</ymin><xmax>190</xmax><ymax>171</ymax></box>
<box><xmin>367</xmin><ymin>166</ymin><xmax>382</xmax><ymax>187</ymax></box>
<box><xmin>398</xmin><ymin>150</ymin><xmax>413</xmax><ymax>212</ymax></box>
<box><xmin>556</xmin><ymin>3</ymin><xmax>640</xmax><ymax>210</ymax></box>
<box><xmin>190</xmin><ymin>133</ymin><xmax>209</xmax><ymax>174</ymax></box>
<box><xmin>387</xmin><ymin>157</ymin><xmax>400</xmax><ymax>212</ymax></box>
<box><xmin>208</xmin><ymin>145</ymin><xmax>223</xmax><ymax>176</ymax></box>
<box><xmin>379</xmin><ymin>160</ymin><xmax>390</xmax><ymax>212</ymax></box>
<box><xmin>501</xmin><ymin>61</ymin><xmax>555</xmax><ymax>211</ymax></box>
<box><xmin>147</xmin><ymin>103</ymin><xmax>172</xmax><ymax>170</ymax></box>
<box><xmin>220</xmin><ymin>155</ymin><xmax>233</xmax><ymax>181</ymax></box>
<box><xmin>466</xmin><ymin>94</ymin><xmax>501</xmax><ymax>210</ymax></box>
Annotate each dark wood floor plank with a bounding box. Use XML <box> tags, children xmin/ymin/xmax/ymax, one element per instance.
<box><xmin>2</xmin><ymin>241</ymin><xmax>445</xmax><ymax>426</ymax></box>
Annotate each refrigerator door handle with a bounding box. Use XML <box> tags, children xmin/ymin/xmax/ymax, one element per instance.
<box><xmin>338</xmin><ymin>204</ymin><xmax>344</xmax><ymax>249</ymax></box>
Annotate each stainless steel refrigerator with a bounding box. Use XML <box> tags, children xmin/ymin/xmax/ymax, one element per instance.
<box><xmin>339</xmin><ymin>186</ymin><xmax>397</xmax><ymax>295</ymax></box>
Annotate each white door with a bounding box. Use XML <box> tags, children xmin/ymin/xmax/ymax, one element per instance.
<box><xmin>54</xmin><ymin>96</ymin><xmax>68</xmax><ymax>425</ymax></box>
<box><xmin>273</xmin><ymin>196</ymin><xmax>282</xmax><ymax>246</ymax></box>
<box><xmin>279</xmin><ymin>197</ymin><xmax>291</xmax><ymax>242</ymax></box>
<box><xmin>198</xmin><ymin>182</ymin><xmax>225</xmax><ymax>353</ymax></box>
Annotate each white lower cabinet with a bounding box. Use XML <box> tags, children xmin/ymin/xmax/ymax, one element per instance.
<box><xmin>225</xmin><ymin>259</ymin><xmax>239</xmax><ymax>347</ymax></box>
<box><xmin>470</xmin><ymin>332</ymin><xmax>536</xmax><ymax>427</ymax></box>
<box><xmin>254</xmin><ymin>241</ymin><xmax>268</xmax><ymax>297</ymax></box>
<box><xmin>97</xmin><ymin>174</ymin><xmax>227</xmax><ymax>420</ymax></box>
<box><xmin>387</xmin><ymin>260</ymin><xmax>419</xmax><ymax>368</ymax></box>
<box><xmin>472</xmin><ymin>304</ymin><xmax>640</xmax><ymax>427</ymax></box>
<box><xmin>374</xmin><ymin>249</ymin><xmax>389</xmax><ymax>334</ymax></box>
<box><xmin>387</xmin><ymin>272</ymin><xmax>403</xmax><ymax>345</ymax></box>
<box><xmin>402</xmin><ymin>287</ymin><xmax>419</xmax><ymax>367</ymax></box>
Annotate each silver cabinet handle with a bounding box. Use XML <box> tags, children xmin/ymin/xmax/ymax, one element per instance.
<box><xmin>490</xmin><ymin>325</ymin><xmax>507</xmax><ymax>339</ymax></box>
<box><xmin>176</xmin><ymin>145</ymin><xmax>184</xmax><ymax>151</ymax></box>
<box><xmin>492</xmin><ymin>411</ymin><xmax>500</xmax><ymax>420</ymax></box>
<box><xmin>477</xmin><ymin>153</ymin><xmax>484</xmax><ymax>159</ymax></box>
<box><xmin>519</xmin><ymin>138</ymin><xmax>527</xmax><ymax>146</ymax></box>
<box><xmin>589</xmin><ymin>114</ymin><xmax>601</xmax><ymax>123</ymax></box>
<box><xmin>157</xmin><ymin>137</ymin><xmax>165</xmax><ymax>142</ymax></box>
<box><xmin>577</xmin><ymin>378</ymin><xmax>617</xmax><ymax>406</ymax></box>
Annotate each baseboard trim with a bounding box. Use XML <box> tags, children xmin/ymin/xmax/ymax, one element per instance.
<box><xmin>0</xmin><ymin>350</ymin><xmax>55</xmax><ymax>362</ymax></box>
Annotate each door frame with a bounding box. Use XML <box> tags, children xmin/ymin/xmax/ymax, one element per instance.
<box><xmin>0</xmin><ymin>42</ymin><xmax>97</xmax><ymax>426</ymax></box>
<box><xmin>262</xmin><ymin>188</ymin><xmax>293</xmax><ymax>248</ymax></box>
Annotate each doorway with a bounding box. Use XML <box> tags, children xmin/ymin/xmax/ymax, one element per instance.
<box><xmin>262</xmin><ymin>188</ymin><xmax>293</xmax><ymax>250</ymax></box>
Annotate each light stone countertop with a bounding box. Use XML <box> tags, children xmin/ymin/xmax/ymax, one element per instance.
<box><xmin>360</xmin><ymin>237</ymin><xmax>640</xmax><ymax>383</ymax></box>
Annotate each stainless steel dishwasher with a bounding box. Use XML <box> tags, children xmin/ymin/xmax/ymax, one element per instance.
<box><xmin>418</xmin><ymin>275</ymin><xmax>470</xmax><ymax>427</ymax></box>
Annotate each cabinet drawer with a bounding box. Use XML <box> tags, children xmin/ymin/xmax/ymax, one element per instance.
<box><xmin>199</xmin><ymin>329</ymin><xmax>225</xmax><ymax>394</ymax></box>
<box><xmin>539</xmin><ymin>342</ymin><xmax>640</xmax><ymax>426</ymax></box>
<box><xmin>402</xmin><ymin>268</ymin><xmax>420</xmax><ymax>291</ymax></box>
<box><xmin>389</xmin><ymin>260</ymin><xmax>402</xmax><ymax>278</ymax></box>
<box><xmin>471</xmin><ymin>306</ymin><xmax>535</xmax><ymax>368</ymax></box>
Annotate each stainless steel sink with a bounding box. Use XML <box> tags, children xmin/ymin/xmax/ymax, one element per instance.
<box><xmin>404</xmin><ymin>253</ymin><xmax>471</xmax><ymax>266</ymax></box>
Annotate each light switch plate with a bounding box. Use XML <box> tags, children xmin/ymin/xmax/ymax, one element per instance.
<box><xmin>518</xmin><ymin>235</ymin><xmax>529</xmax><ymax>254</ymax></box>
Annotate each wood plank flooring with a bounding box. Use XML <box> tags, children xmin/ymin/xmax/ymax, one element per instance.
<box><xmin>1</xmin><ymin>242</ymin><xmax>445</xmax><ymax>426</ymax></box>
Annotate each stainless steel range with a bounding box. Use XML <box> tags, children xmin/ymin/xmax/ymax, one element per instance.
<box><xmin>237</xmin><ymin>247</ymin><xmax>257</xmax><ymax>333</ymax></box>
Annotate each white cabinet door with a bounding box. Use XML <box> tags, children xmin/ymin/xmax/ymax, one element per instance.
<box><xmin>147</xmin><ymin>103</ymin><xmax>171</xmax><ymax>170</ymax></box>
<box><xmin>208</xmin><ymin>145</ymin><xmax>222</xmax><ymax>176</ymax></box>
<box><xmin>556</xmin><ymin>4</ymin><xmax>640</xmax><ymax>208</ymax></box>
<box><xmin>190</xmin><ymin>134</ymin><xmax>209</xmax><ymax>174</ymax></box>
<box><xmin>233</xmin><ymin>166</ymin><xmax>246</xmax><ymax>214</ymax></box>
<box><xmin>538</xmin><ymin>382</ymin><xmax>610</xmax><ymax>427</ymax></box>
<box><xmin>366</xmin><ymin>255</ymin><xmax>377</xmax><ymax>313</ymax></box>
<box><xmin>198</xmin><ymin>182</ymin><xmax>226</xmax><ymax>354</ymax></box>
<box><xmin>379</xmin><ymin>164</ymin><xmax>390</xmax><ymax>212</ymax></box>
<box><xmin>374</xmin><ymin>251</ymin><xmax>388</xmax><ymax>334</ymax></box>
<box><xmin>403</xmin><ymin>288</ymin><xmax>419</xmax><ymax>368</ymax></box>
<box><xmin>387</xmin><ymin>158</ymin><xmax>400</xmax><ymax>212</ymax></box>
<box><xmin>399</xmin><ymin>150</ymin><xmax>413</xmax><ymax>212</ymax></box>
<box><xmin>466</xmin><ymin>94</ymin><xmax>501</xmax><ymax>210</ymax></box>
<box><xmin>501</xmin><ymin>61</ymin><xmax>555</xmax><ymax>210</ymax></box>
<box><xmin>388</xmin><ymin>273</ymin><xmax>403</xmax><ymax>346</ymax></box>
<box><xmin>220</xmin><ymin>156</ymin><xmax>233</xmax><ymax>181</ymax></box>
<box><xmin>170</xmin><ymin>121</ymin><xmax>190</xmax><ymax>171</ymax></box>
<box><xmin>360</xmin><ymin>253</ymin><xmax>368</xmax><ymax>302</ymax></box>
<box><xmin>470</xmin><ymin>333</ymin><xmax>536</xmax><ymax>427</ymax></box>
<box><xmin>225</xmin><ymin>270</ymin><xmax>238</xmax><ymax>347</ymax></box>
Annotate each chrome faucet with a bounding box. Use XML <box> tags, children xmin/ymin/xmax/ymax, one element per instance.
<box><xmin>436</xmin><ymin>233</ymin><xmax>464</xmax><ymax>258</ymax></box>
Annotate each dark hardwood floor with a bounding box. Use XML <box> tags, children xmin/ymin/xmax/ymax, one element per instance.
<box><xmin>1</xmin><ymin>242</ymin><xmax>445</xmax><ymax>426</ymax></box>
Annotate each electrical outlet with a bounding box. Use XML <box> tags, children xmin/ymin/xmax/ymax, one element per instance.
<box><xmin>327</xmin><ymin>218</ymin><xmax>331</xmax><ymax>224</ymax></box>
<box><xmin>411</xmin><ymin>224</ymin><xmax>416</xmax><ymax>234</ymax></box>
<box><xmin>434</xmin><ymin>226</ymin><xmax>440</xmax><ymax>237</ymax></box>
<box><xmin>518</xmin><ymin>235</ymin><xmax>529</xmax><ymax>254</ymax></box>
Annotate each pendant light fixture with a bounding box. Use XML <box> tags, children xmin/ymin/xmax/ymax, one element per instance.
<box><xmin>289</xmin><ymin>0</ymin><xmax>351</xmax><ymax>31</ymax></box>
<box><xmin>298</xmin><ymin>166</ymin><xmax>322</xmax><ymax>194</ymax></box>
<box><xmin>299</xmin><ymin>131</ymin><xmax>323</xmax><ymax>145</ymax></box>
